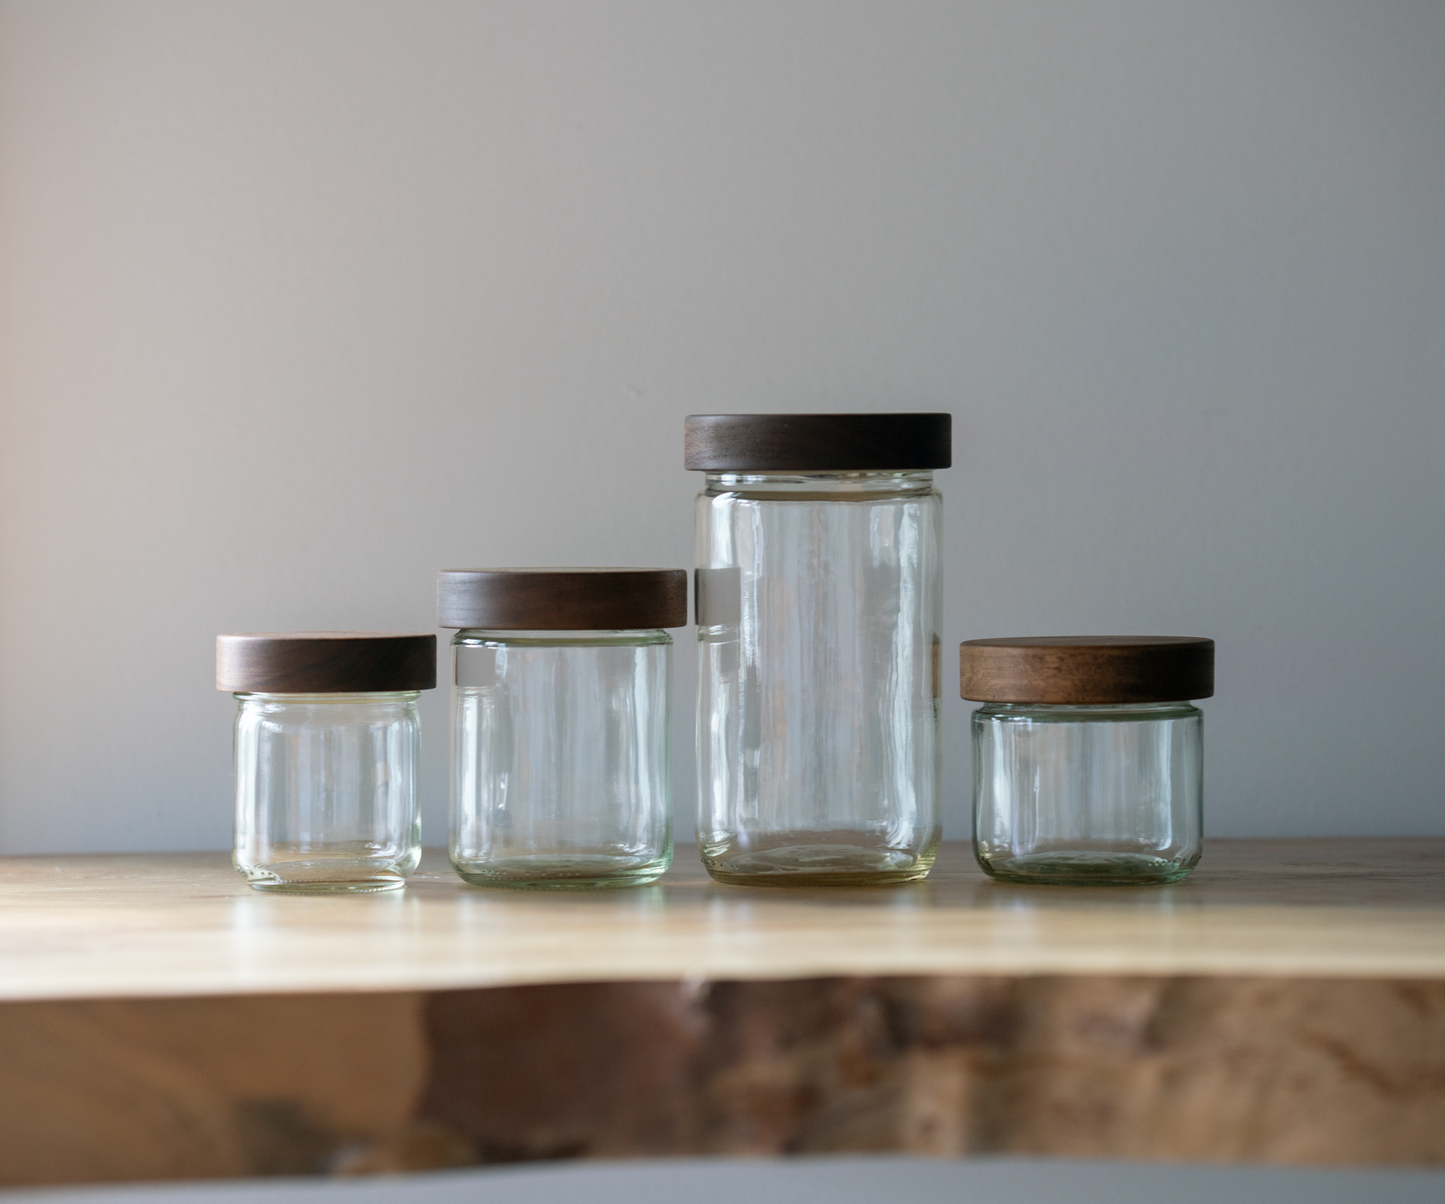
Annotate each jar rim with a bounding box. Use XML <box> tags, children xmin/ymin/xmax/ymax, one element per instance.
<box><xmin>976</xmin><ymin>700</ymin><xmax>1199</xmax><ymax>712</ymax></box>
<box><xmin>452</xmin><ymin>628</ymin><xmax>672</xmax><ymax>643</ymax></box>
<box><xmin>233</xmin><ymin>690</ymin><xmax>423</xmax><ymax>701</ymax></box>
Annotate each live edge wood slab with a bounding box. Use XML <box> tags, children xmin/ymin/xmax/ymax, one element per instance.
<box><xmin>0</xmin><ymin>840</ymin><xmax>1442</xmax><ymax>1187</ymax></box>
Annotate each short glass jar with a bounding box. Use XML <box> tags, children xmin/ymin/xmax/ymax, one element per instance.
<box><xmin>687</xmin><ymin>413</ymin><xmax>950</xmax><ymax>887</ymax></box>
<box><xmin>962</xmin><ymin>636</ymin><xmax>1213</xmax><ymax>886</ymax></box>
<box><xmin>439</xmin><ymin>568</ymin><xmax>687</xmax><ymax>889</ymax></box>
<box><xmin>217</xmin><ymin>632</ymin><xmax>436</xmax><ymax>893</ymax></box>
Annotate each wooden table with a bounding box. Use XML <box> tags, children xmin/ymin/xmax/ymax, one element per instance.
<box><xmin>1</xmin><ymin>840</ymin><xmax>1442</xmax><ymax>1186</ymax></box>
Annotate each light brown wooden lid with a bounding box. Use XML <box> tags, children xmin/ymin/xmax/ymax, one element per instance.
<box><xmin>437</xmin><ymin>569</ymin><xmax>688</xmax><ymax>630</ymax></box>
<box><xmin>960</xmin><ymin>636</ymin><xmax>1214</xmax><ymax>704</ymax></box>
<box><xmin>216</xmin><ymin>633</ymin><xmax>437</xmax><ymax>693</ymax></box>
<box><xmin>684</xmin><ymin>413</ymin><xmax>951</xmax><ymax>471</ymax></box>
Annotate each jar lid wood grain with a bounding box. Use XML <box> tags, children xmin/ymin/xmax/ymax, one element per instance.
<box><xmin>437</xmin><ymin>569</ymin><xmax>688</xmax><ymax>631</ymax></box>
<box><xmin>684</xmin><ymin>413</ymin><xmax>952</xmax><ymax>472</ymax></box>
<box><xmin>959</xmin><ymin>636</ymin><xmax>1214</xmax><ymax>704</ymax></box>
<box><xmin>216</xmin><ymin>633</ymin><xmax>437</xmax><ymax>693</ymax></box>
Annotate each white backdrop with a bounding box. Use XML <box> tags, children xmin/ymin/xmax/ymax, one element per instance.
<box><xmin>1</xmin><ymin>0</ymin><xmax>1441</xmax><ymax>854</ymax></box>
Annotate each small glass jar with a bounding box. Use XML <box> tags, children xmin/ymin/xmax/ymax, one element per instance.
<box><xmin>439</xmin><ymin>568</ymin><xmax>687</xmax><ymax>889</ymax></box>
<box><xmin>217</xmin><ymin>632</ymin><xmax>436</xmax><ymax>893</ymax></box>
<box><xmin>962</xmin><ymin>636</ymin><xmax>1214</xmax><ymax>885</ymax></box>
<box><xmin>687</xmin><ymin>413</ymin><xmax>950</xmax><ymax>887</ymax></box>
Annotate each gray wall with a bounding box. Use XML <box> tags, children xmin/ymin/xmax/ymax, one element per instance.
<box><xmin>1</xmin><ymin>0</ymin><xmax>1441</xmax><ymax>854</ymax></box>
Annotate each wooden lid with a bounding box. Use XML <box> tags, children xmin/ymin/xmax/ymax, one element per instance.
<box><xmin>684</xmin><ymin>413</ymin><xmax>951</xmax><ymax>471</ymax></box>
<box><xmin>216</xmin><ymin>633</ymin><xmax>437</xmax><ymax>693</ymax></box>
<box><xmin>959</xmin><ymin>636</ymin><xmax>1214</xmax><ymax>704</ymax></box>
<box><xmin>437</xmin><ymin>569</ymin><xmax>688</xmax><ymax>630</ymax></box>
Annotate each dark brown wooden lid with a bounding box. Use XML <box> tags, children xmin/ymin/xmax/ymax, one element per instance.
<box><xmin>437</xmin><ymin>569</ymin><xmax>688</xmax><ymax>630</ymax></box>
<box><xmin>959</xmin><ymin>636</ymin><xmax>1214</xmax><ymax>704</ymax></box>
<box><xmin>216</xmin><ymin>633</ymin><xmax>437</xmax><ymax>693</ymax></box>
<box><xmin>684</xmin><ymin>413</ymin><xmax>952</xmax><ymax>471</ymax></box>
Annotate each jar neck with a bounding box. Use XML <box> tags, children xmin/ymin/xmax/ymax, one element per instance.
<box><xmin>452</xmin><ymin>629</ymin><xmax>672</xmax><ymax>647</ymax></box>
<box><xmin>703</xmin><ymin>470</ymin><xmax>935</xmax><ymax>498</ymax></box>
<box><xmin>977</xmin><ymin>701</ymin><xmax>1199</xmax><ymax>717</ymax></box>
<box><xmin>234</xmin><ymin>691</ymin><xmax>421</xmax><ymax>704</ymax></box>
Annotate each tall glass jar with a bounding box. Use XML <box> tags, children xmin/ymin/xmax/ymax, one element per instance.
<box><xmin>962</xmin><ymin>636</ymin><xmax>1213</xmax><ymax>885</ymax></box>
<box><xmin>687</xmin><ymin>413</ymin><xmax>950</xmax><ymax>886</ymax></box>
<box><xmin>217</xmin><ymin>632</ymin><xmax>436</xmax><ymax>893</ymax></box>
<box><xmin>439</xmin><ymin>568</ymin><xmax>687</xmax><ymax>889</ymax></box>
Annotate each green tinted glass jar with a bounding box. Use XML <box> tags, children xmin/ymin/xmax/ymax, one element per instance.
<box><xmin>961</xmin><ymin>636</ymin><xmax>1214</xmax><ymax>886</ymax></box>
<box><xmin>686</xmin><ymin>413</ymin><xmax>951</xmax><ymax>888</ymax></box>
<box><xmin>217</xmin><ymin>632</ymin><xmax>437</xmax><ymax>893</ymax></box>
<box><xmin>439</xmin><ymin>569</ymin><xmax>688</xmax><ymax>889</ymax></box>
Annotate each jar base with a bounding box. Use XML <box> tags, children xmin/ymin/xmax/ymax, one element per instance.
<box><xmin>703</xmin><ymin>838</ymin><xmax>938</xmax><ymax>888</ymax></box>
<box><xmin>451</xmin><ymin>852</ymin><xmax>671</xmax><ymax>890</ymax></box>
<box><xmin>976</xmin><ymin>849</ymin><xmax>1199</xmax><ymax>886</ymax></box>
<box><xmin>237</xmin><ymin>855</ymin><xmax>417</xmax><ymax>894</ymax></box>
<box><xmin>246</xmin><ymin>878</ymin><xmax>408</xmax><ymax>894</ymax></box>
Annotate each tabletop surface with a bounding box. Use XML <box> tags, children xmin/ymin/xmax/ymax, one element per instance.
<box><xmin>0</xmin><ymin>839</ymin><xmax>1442</xmax><ymax>1001</ymax></box>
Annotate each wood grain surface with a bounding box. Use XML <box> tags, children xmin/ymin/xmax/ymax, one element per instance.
<box><xmin>1</xmin><ymin>841</ymin><xmax>1443</xmax><ymax>1186</ymax></box>
<box><xmin>1</xmin><ymin>974</ymin><xmax>1442</xmax><ymax>1185</ymax></box>
<box><xmin>437</xmin><ymin>569</ymin><xmax>688</xmax><ymax>631</ymax></box>
<box><xmin>960</xmin><ymin>636</ymin><xmax>1215</xmax><ymax>703</ymax></box>
<box><xmin>215</xmin><ymin>632</ymin><xmax>437</xmax><ymax>693</ymax></box>
<box><xmin>684</xmin><ymin>413</ymin><xmax>952</xmax><ymax>472</ymax></box>
<box><xmin>0</xmin><ymin>841</ymin><xmax>1441</xmax><ymax>1002</ymax></box>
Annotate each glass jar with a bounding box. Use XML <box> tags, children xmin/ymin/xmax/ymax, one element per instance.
<box><xmin>217</xmin><ymin>632</ymin><xmax>436</xmax><ymax>893</ymax></box>
<box><xmin>439</xmin><ymin>568</ymin><xmax>687</xmax><ymax>889</ymax></box>
<box><xmin>962</xmin><ymin>636</ymin><xmax>1213</xmax><ymax>885</ymax></box>
<box><xmin>687</xmin><ymin>413</ymin><xmax>950</xmax><ymax>886</ymax></box>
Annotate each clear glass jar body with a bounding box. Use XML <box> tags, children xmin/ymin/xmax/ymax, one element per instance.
<box><xmin>450</xmin><ymin>629</ymin><xmax>673</xmax><ymax>888</ymax></box>
<box><xmin>232</xmin><ymin>692</ymin><xmax>422</xmax><ymax>893</ymax></box>
<box><xmin>973</xmin><ymin>702</ymin><xmax>1203</xmax><ymax>885</ymax></box>
<box><xmin>696</xmin><ymin>471</ymin><xmax>943</xmax><ymax>886</ymax></box>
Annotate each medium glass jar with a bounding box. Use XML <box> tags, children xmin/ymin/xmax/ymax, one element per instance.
<box><xmin>439</xmin><ymin>568</ymin><xmax>687</xmax><ymax>889</ymax></box>
<box><xmin>687</xmin><ymin>413</ymin><xmax>950</xmax><ymax>886</ymax></box>
<box><xmin>217</xmin><ymin>632</ymin><xmax>436</xmax><ymax>893</ymax></box>
<box><xmin>962</xmin><ymin>636</ymin><xmax>1213</xmax><ymax>885</ymax></box>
